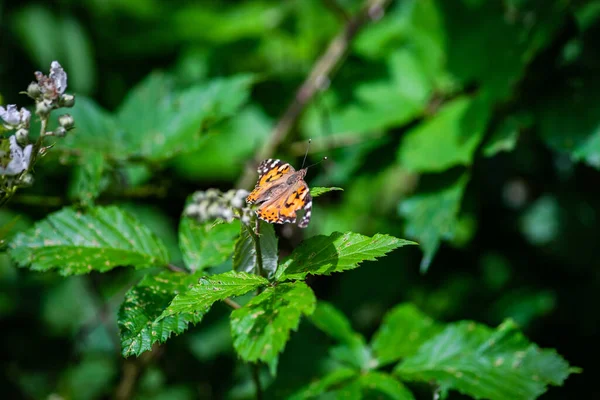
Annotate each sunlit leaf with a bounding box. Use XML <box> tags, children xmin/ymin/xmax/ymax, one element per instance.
<box><xmin>310</xmin><ymin>187</ymin><xmax>343</xmax><ymax>198</ymax></box>
<box><xmin>119</xmin><ymin>271</ymin><xmax>204</xmax><ymax>357</ymax></box>
<box><xmin>179</xmin><ymin>217</ymin><xmax>240</xmax><ymax>272</ymax></box>
<box><xmin>371</xmin><ymin>304</ymin><xmax>442</xmax><ymax>367</ymax></box>
<box><xmin>230</xmin><ymin>281</ymin><xmax>316</xmax><ymax>373</ymax></box>
<box><xmin>161</xmin><ymin>271</ymin><xmax>267</xmax><ymax>318</ymax></box>
<box><xmin>399</xmin><ymin>172</ymin><xmax>469</xmax><ymax>272</ymax></box>
<box><xmin>9</xmin><ymin>206</ymin><xmax>169</xmax><ymax>275</ymax></box>
<box><xmin>395</xmin><ymin>320</ymin><xmax>574</xmax><ymax>400</ymax></box>
<box><xmin>278</xmin><ymin>232</ymin><xmax>416</xmax><ymax>281</ymax></box>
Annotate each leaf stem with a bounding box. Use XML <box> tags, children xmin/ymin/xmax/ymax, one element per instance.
<box><xmin>251</xmin><ymin>364</ymin><xmax>263</xmax><ymax>400</ymax></box>
<box><xmin>224</xmin><ymin>297</ymin><xmax>242</xmax><ymax>309</ymax></box>
<box><xmin>243</xmin><ymin>220</ymin><xmax>264</xmax><ymax>278</ymax></box>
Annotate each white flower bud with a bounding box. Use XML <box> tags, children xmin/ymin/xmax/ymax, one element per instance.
<box><xmin>35</xmin><ymin>100</ymin><xmax>53</xmax><ymax>116</ymax></box>
<box><xmin>54</xmin><ymin>126</ymin><xmax>67</xmax><ymax>138</ymax></box>
<box><xmin>58</xmin><ymin>114</ymin><xmax>75</xmax><ymax>130</ymax></box>
<box><xmin>16</xmin><ymin>128</ymin><xmax>29</xmax><ymax>145</ymax></box>
<box><xmin>18</xmin><ymin>173</ymin><xmax>34</xmax><ymax>187</ymax></box>
<box><xmin>59</xmin><ymin>94</ymin><xmax>75</xmax><ymax>108</ymax></box>
<box><xmin>221</xmin><ymin>208</ymin><xmax>234</xmax><ymax>222</ymax></box>
<box><xmin>27</xmin><ymin>82</ymin><xmax>42</xmax><ymax>99</ymax></box>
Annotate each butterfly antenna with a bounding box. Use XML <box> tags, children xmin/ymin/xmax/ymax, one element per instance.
<box><xmin>301</xmin><ymin>139</ymin><xmax>312</xmax><ymax>169</ymax></box>
<box><xmin>306</xmin><ymin>156</ymin><xmax>328</xmax><ymax>170</ymax></box>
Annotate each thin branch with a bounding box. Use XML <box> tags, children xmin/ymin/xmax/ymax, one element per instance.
<box><xmin>236</xmin><ymin>0</ymin><xmax>393</xmax><ymax>189</ymax></box>
<box><xmin>224</xmin><ymin>297</ymin><xmax>242</xmax><ymax>310</ymax></box>
<box><xmin>251</xmin><ymin>364</ymin><xmax>263</xmax><ymax>400</ymax></box>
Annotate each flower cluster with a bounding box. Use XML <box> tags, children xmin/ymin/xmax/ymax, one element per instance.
<box><xmin>184</xmin><ymin>189</ymin><xmax>254</xmax><ymax>225</ymax></box>
<box><xmin>1</xmin><ymin>61</ymin><xmax>75</xmax><ymax>204</ymax></box>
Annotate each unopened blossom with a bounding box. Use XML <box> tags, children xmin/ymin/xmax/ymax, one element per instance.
<box><xmin>0</xmin><ymin>135</ymin><xmax>33</xmax><ymax>176</ymax></box>
<box><xmin>0</xmin><ymin>105</ymin><xmax>31</xmax><ymax>128</ymax></box>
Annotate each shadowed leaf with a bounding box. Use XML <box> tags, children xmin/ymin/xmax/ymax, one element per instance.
<box><xmin>230</xmin><ymin>281</ymin><xmax>316</xmax><ymax>373</ymax></box>
<box><xmin>119</xmin><ymin>271</ymin><xmax>204</xmax><ymax>357</ymax></box>
<box><xmin>395</xmin><ymin>319</ymin><xmax>574</xmax><ymax>400</ymax></box>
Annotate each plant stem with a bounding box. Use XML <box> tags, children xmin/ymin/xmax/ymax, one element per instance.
<box><xmin>251</xmin><ymin>364</ymin><xmax>263</xmax><ymax>400</ymax></box>
<box><xmin>224</xmin><ymin>297</ymin><xmax>242</xmax><ymax>309</ymax></box>
<box><xmin>236</xmin><ymin>0</ymin><xmax>393</xmax><ymax>189</ymax></box>
<box><xmin>243</xmin><ymin>221</ymin><xmax>264</xmax><ymax>278</ymax></box>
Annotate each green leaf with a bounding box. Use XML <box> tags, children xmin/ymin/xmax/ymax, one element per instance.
<box><xmin>233</xmin><ymin>221</ymin><xmax>278</xmax><ymax>279</ymax></box>
<box><xmin>117</xmin><ymin>74</ymin><xmax>254</xmax><ymax>161</ymax></box>
<box><xmin>289</xmin><ymin>368</ymin><xmax>358</xmax><ymax>400</ymax></box>
<box><xmin>371</xmin><ymin>304</ymin><xmax>442</xmax><ymax>367</ymax></box>
<box><xmin>309</xmin><ymin>301</ymin><xmax>371</xmax><ymax>370</ymax></box>
<box><xmin>9</xmin><ymin>206</ymin><xmax>169</xmax><ymax>275</ymax></box>
<box><xmin>310</xmin><ymin>187</ymin><xmax>344</xmax><ymax>198</ymax></box>
<box><xmin>358</xmin><ymin>372</ymin><xmax>415</xmax><ymax>400</ymax></box>
<box><xmin>398</xmin><ymin>96</ymin><xmax>491</xmax><ymax>172</ymax></box>
<box><xmin>310</xmin><ymin>301</ymin><xmax>359</xmax><ymax>345</ymax></box>
<box><xmin>395</xmin><ymin>320</ymin><xmax>574</xmax><ymax>400</ymax></box>
<box><xmin>399</xmin><ymin>172</ymin><xmax>469</xmax><ymax>272</ymax></box>
<box><xmin>68</xmin><ymin>151</ymin><xmax>106</xmax><ymax>206</ymax></box>
<box><xmin>179</xmin><ymin>217</ymin><xmax>240</xmax><ymax>272</ymax></box>
<box><xmin>172</xmin><ymin>105</ymin><xmax>271</xmax><ymax>180</ymax></box>
<box><xmin>118</xmin><ymin>271</ymin><xmax>204</xmax><ymax>357</ymax></box>
<box><xmin>161</xmin><ymin>271</ymin><xmax>267</xmax><ymax>318</ymax></box>
<box><xmin>230</xmin><ymin>281</ymin><xmax>316</xmax><ymax>372</ymax></box>
<box><xmin>58</xmin><ymin>96</ymin><xmax>119</xmax><ymax>155</ymax></box>
<box><xmin>278</xmin><ymin>232</ymin><xmax>416</xmax><ymax>281</ymax></box>
<box><xmin>60</xmin><ymin>15</ymin><xmax>96</xmax><ymax>94</ymax></box>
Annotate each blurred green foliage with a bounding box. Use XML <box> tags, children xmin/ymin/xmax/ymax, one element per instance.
<box><xmin>1</xmin><ymin>0</ymin><xmax>599</xmax><ymax>398</ymax></box>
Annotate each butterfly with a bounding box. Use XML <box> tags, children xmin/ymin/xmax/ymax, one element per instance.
<box><xmin>246</xmin><ymin>158</ymin><xmax>312</xmax><ymax>228</ymax></box>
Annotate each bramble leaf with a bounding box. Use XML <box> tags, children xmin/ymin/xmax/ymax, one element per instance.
<box><xmin>397</xmin><ymin>96</ymin><xmax>491</xmax><ymax>173</ymax></box>
<box><xmin>310</xmin><ymin>187</ymin><xmax>343</xmax><ymax>198</ymax></box>
<box><xmin>289</xmin><ymin>368</ymin><xmax>358</xmax><ymax>400</ymax></box>
<box><xmin>117</xmin><ymin>74</ymin><xmax>254</xmax><ymax>161</ymax></box>
<box><xmin>230</xmin><ymin>281</ymin><xmax>316</xmax><ymax>372</ymax></box>
<box><xmin>399</xmin><ymin>172</ymin><xmax>469</xmax><ymax>272</ymax></box>
<box><xmin>358</xmin><ymin>372</ymin><xmax>415</xmax><ymax>400</ymax></box>
<box><xmin>118</xmin><ymin>271</ymin><xmax>204</xmax><ymax>357</ymax></box>
<box><xmin>233</xmin><ymin>221</ymin><xmax>278</xmax><ymax>278</ymax></box>
<box><xmin>371</xmin><ymin>303</ymin><xmax>442</xmax><ymax>367</ymax></box>
<box><xmin>9</xmin><ymin>206</ymin><xmax>169</xmax><ymax>275</ymax></box>
<box><xmin>278</xmin><ymin>232</ymin><xmax>416</xmax><ymax>281</ymax></box>
<box><xmin>58</xmin><ymin>74</ymin><xmax>253</xmax><ymax>162</ymax></box>
<box><xmin>179</xmin><ymin>217</ymin><xmax>240</xmax><ymax>272</ymax></box>
<box><xmin>161</xmin><ymin>271</ymin><xmax>267</xmax><ymax>318</ymax></box>
<box><xmin>310</xmin><ymin>301</ymin><xmax>371</xmax><ymax>370</ymax></box>
<box><xmin>395</xmin><ymin>319</ymin><xmax>574</xmax><ymax>400</ymax></box>
<box><xmin>68</xmin><ymin>150</ymin><xmax>106</xmax><ymax>206</ymax></box>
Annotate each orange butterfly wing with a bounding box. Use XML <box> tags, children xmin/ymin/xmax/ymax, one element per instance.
<box><xmin>246</xmin><ymin>159</ymin><xmax>293</xmax><ymax>204</ymax></box>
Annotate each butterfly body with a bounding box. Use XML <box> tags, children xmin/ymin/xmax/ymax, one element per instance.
<box><xmin>246</xmin><ymin>159</ymin><xmax>312</xmax><ymax>228</ymax></box>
